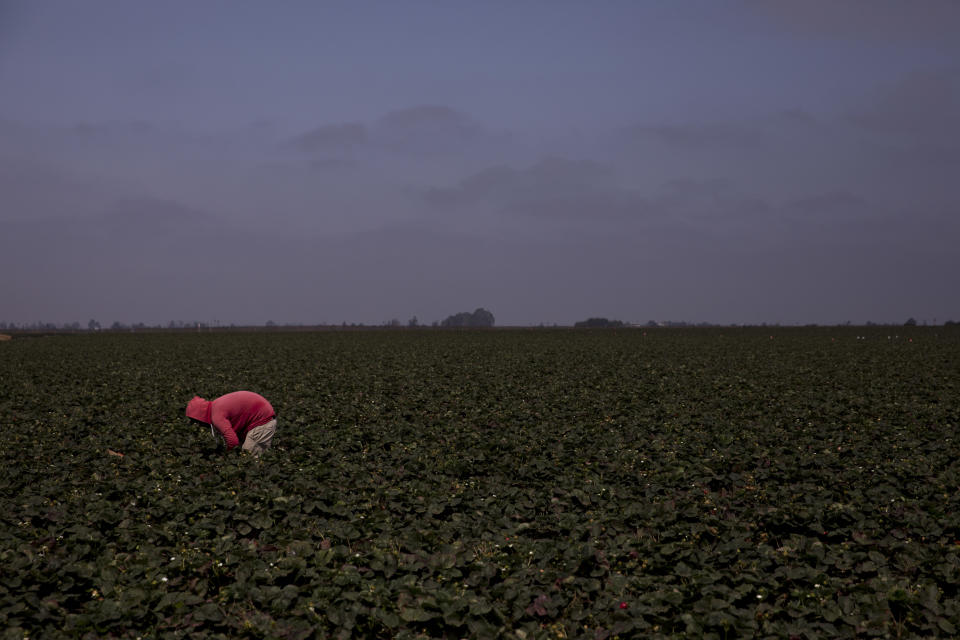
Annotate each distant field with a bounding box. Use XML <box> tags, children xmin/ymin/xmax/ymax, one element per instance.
<box><xmin>2</xmin><ymin>327</ymin><xmax>959</xmax><ymax>639</ymax></box>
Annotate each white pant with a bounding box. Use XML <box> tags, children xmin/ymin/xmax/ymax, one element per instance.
<box><xmin>242</xmin><ymin>418</ymin><xmax>277</xmax><ymax>455</ymax></box>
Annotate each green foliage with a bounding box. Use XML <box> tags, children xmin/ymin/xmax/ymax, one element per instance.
<box><xmin>1</xmin><ymin>327</ymin><xmax>959</xmax><ymax>638</ymax></box>
<box><xmin>574</xmin><ymin>318</ymin><xmax>626</xmax><ymax>328</ymax></box>
<box><xmin>440</xmin><ymin>308</ymin><xmax>495</xmax><ymax>328</ymax></box>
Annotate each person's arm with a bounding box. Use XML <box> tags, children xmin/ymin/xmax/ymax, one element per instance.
<box><xmin>211</xmin><ymin>413</ymin><xmax>240</xmax><ymax>450</ymax></box>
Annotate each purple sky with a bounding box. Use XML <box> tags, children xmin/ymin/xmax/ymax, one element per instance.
<box><xmin>2</xmin><ymin>1</ymin><xmax>958</xmax><ymax>326</ymax></box>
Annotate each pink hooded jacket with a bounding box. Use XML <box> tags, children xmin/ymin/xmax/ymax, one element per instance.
<box><xmin>186</xmin><ymin>391</ymin><xmax>275</xmax><ymax>450</ymax></box>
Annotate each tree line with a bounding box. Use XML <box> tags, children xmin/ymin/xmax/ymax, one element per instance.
<box><xmin>4</xmin><ymin>313</ymin><xmax>956</xmax><ymax>331</ymax></box>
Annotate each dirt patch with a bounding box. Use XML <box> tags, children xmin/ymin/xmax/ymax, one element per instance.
<box><xmin>0</xmin><ymin>334</ymin><xmax>11</xmax><ymax>341</ymax></box>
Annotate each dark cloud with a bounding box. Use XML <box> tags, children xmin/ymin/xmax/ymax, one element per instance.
<box><xmin>624</xmin><ymin>122</ymin><xmax>766</xmax><ymax>150</ymax></box>
<box><xmin>899</xmin><ymin>146</ymin><xmax>960</xmax><ymax>167</ymax></box>
<box><xmin>290</xmin><ymin>122</ymin><xmax>367</xmax><ymax>152</ymax></box>
<box><xmin>846</xmin><ymin>69</ymin><xmax>960</xmax><ymax>142</ymax></box>
<box><xmin>510</xmin><ymin>192</ymin><xmax>651</xmax><ymax>223</ymax></box>
<box><xmin>838</xmin><ymin>69</ymin><xmax>960</xmax><ymax>174</ymax></box>
<box><xmin>655</xmin><ymin>181</ymin><xmax>773</xmax><ymax>229</ymax></box>
<box><xmin>417</xmin><ymin>156</ymin><xmax>662</xmax><ymax>226</ymax></box>
<box><xmin>423</xmin><ymin>156</ymin><xmax>617</xmax><ymax>207</ymax></box>
<box><xmin>0</xmin><ymin>157</ymin><xmax>116</xmax><ymax>220</ymax></box>
<box><xmin>3</xmin><ymin>180</ymin><xmax>955</xmax><ymax>326</ymax></box>
<box><xmin>378</xmin><ymin>105</ymin><xmax>476</xmax><ymax>130</ymax></box>
<box><xmin>750</xmin><ymin>0</ymin><xmax>960</xmax><ymax>43</ymax></box>
<box><xmin>660</xmin><ymin>178</ymin><xmax>732</xmax><ymax>198</ymax></box>
<box><xmin>3</xmin><ymin>4</ymin><xmax>958</xmax><ymax>327</ymax></box>
<box><xmin>422</xmin><ymin>164</ymin><xmax>518</xmax><ymax>206</ymax></box>
<box><xmin>99</xmin><ymin>196</ymin><xmax>218</xmax><ymax>230</ymax></box>
<box><xmin>329</xmin><ymin>212</ymin><xmax>958</xmax><ymax>326</ymax></box>
<box><xmin>287</xmin><ymin>105</ymin><xmax>503</xmax><ymax>163</ymax></box>
<box><xmin>374</xmin><ymin>104</ymin><xmax>486</xmax><ymax>154</ymax></box>
<box><xmin>781</xmin><ymin>191</ymin><xmax>870</xmax><ymax>219</ymax></box>
<box><xmin>770</xmin><ymin>109</ymin><xmax>824</xmax><ymax>131</ymax></box>
<box><xmin>422</xmin><ymin>159</ymin><xmax>781</xmax><ymax>233</ymax></box>
<box><xmin>0</xmin><ymin>202</ymin><xmax>219</xmax><ymax>325</ymax></box>
<box><xmin>524</xmin><ymin>156</ymin><xmax>614</xmax><ymax>189</ymax></box>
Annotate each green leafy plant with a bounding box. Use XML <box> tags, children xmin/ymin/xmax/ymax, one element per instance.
<box><xmin>1</xmin><ymin>327</ymin><xmax>958</xmax><ymax>638</ymax></box>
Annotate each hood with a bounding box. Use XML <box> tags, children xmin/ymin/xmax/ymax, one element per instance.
<box><xmin>186</xmin><ymin>396</ymin><xmax>212</xmax><ymax>422</ymax></box>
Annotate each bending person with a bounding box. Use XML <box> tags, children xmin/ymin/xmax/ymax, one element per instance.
<box><xmin>186</xmin><ymin>390</ymin><xmax>277</xmax><ymax>455</ymax></box>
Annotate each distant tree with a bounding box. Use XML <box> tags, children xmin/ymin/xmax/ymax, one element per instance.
<box><xmin>904</xmin><ymin>317</ymin><xmax>918</xmax><ymax>326</ymax></box>
<box><xmin>386</xmin><ymin>318</ymin><xmax>401</xmax><ymax>327</ymax></box>
<box><xmin>266</xmin><ymin>320</ymin><xmax>276</xmax><ymax>328</ymax></box>
<box><xmin>471</xmin><ymin>308</ymin><xmax>494</xmax><ymax>327</ymax></box>
<box><xmin>441</xmin><ymin>308</ymin><xmax>495</xmax><ymax>328</ymax></box>
<box><xmin>574</xmin><ymin>317</ymin><xmax>625</xmax><ymax>328</ymax></box>
<box><xmin>110</xmin><ymin>321</ymin><xmax>127</xmax><ymax>330</ymax></box>
<box><xmin>945</xmin><ymin>320</ymin><xmax>957</xmax><ymax>327</ymax></box>
<box><xmin>408</xmin><ymin>316</ymin><xmax>419</xmax><ymax>328</ymax></box>
<box><xmin>441</xmin><ymin>312</ymin><xmax>471</xmax><ymax>327</ymax></box>
<box><xmin>88</xmin><ymin>319</ymin><xmax>101</xmax><ymax>331</ymax></box>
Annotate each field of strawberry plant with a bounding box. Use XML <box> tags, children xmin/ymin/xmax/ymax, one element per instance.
<box><xmin>2</xmin><ymin>327</ymin><xmax>959</xmax><ymax>639</ymax></box>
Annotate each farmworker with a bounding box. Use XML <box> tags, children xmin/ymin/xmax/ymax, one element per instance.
<box><xmin>185</xmin><ymin>391</ymin><xmax>276</xmax><ymax>455</ymax></box>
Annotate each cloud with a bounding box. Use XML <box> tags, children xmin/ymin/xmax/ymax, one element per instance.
<box><xmin>837</xmin><ymin>69</ymin><xmax>960</xmax><ymax>173</ymax></box>
<box><xmin>421</xmin><ymin>150</ymin><xmax>941</xmax><ymax>261</ymax></box>
<box><xmin>99</xmin><ymin>196</ymin><xmax>218</xmax><ymax>230</ymax></box>
<box><xmin>377</xmin><ymin>104</ymin><xmax>476</xmax><ymax>131</ymax></box>
<box><xmin>417</xmin><ymin>156</ymin><xmax>659</xmax><ymax>226</ymax></box>
<box><xmin>770</xmin><ymin>109</ymin><xmax>824</xmax><ymax>131</ymax></box>
<box><xmin>0</xmin><ymin>192</ymin><xmax>270</xmax><ymax>324</ymax></box>
<box><xmin>511</xmin><ymin>191</ymin><xmax>652</xmax><ymax>223</ymax></box>
<box><xmin>846</xmin><ymin>69</ymin><xmax>960</xmax><ymax>141</ymax></box>
<box><xmin>2</xmin><ymin>88</ymin><xmax>955</xmax><ymax>326</ymax></box>
<box><xmin>289</xmin><ymin>122</ymin><xmax>367</xmax><ymax>152</ymax></box>
<box><xmin>423</xmin><ymin>156</ymin><xmax>616</xmax><ymax>206</ymax></box>
<box><xmin>3</xmin><ymin>196</ymin><xmax>220</xmax><ymax>255</ymax></box>
<box><xmin>655</xmin><ymin>180</ymin><xmax>774</xmax><ymax>229</ymax></box>
<box><xmin>524</xmin><ymin>156</ymin><xmax>614</xmax><ymax>188</ymax></box>
<box><xmin>623</xmin><ymin>122</ymin><xmax>766</xmax><ymax>151</ymax></box>
<box><xmin>287</xmin><ymin>105</ymin><xmax>503</xmax><ymax>166</ymax></box>
<box><xmin>422</xmin><ymin>164</ymin><xmax>517</xmax><ymax>206</ymax></box>
<box><xmin>0</xmin><ymin>156</ymin><xmax>118</xmax><ymax>220</ymax></box>
<box><xmin>781</xmin><ymin>191</ymin><xmax>870</xmax><ymax>219</ymax></box>
<box><xmin>749</xmin><ymin>0</ymin><xmax>960</xmax><ymax>44</ymax></box>
<box><xmin>660</xmin><ymin>178</ymin><xmax>732</xmax><ymax>198</ymax></box>
<box><xmin>421</xmin><ymin>157</ymin><xmax>786</xmax><ymax>235</ymax></box>
<box><xmin>3</xmin><ymin>181</ymin><xmax>955</xmax><ymax>326</ymax></box>
<box><xmin>900</xmin><ymin>146</ymin><xmax>960</xmax><ymax>167</ymax></box>
<box><xmin>374</xmin><ymin>104</ymin><xmax>486</xmax><ymax>154</ymax></box>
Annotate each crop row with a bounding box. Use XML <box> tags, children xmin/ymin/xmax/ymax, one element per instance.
<box><xmin>1</xmin><ymin>327</ymin><xmax>958</xmax><ymax>638</ymax></box>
